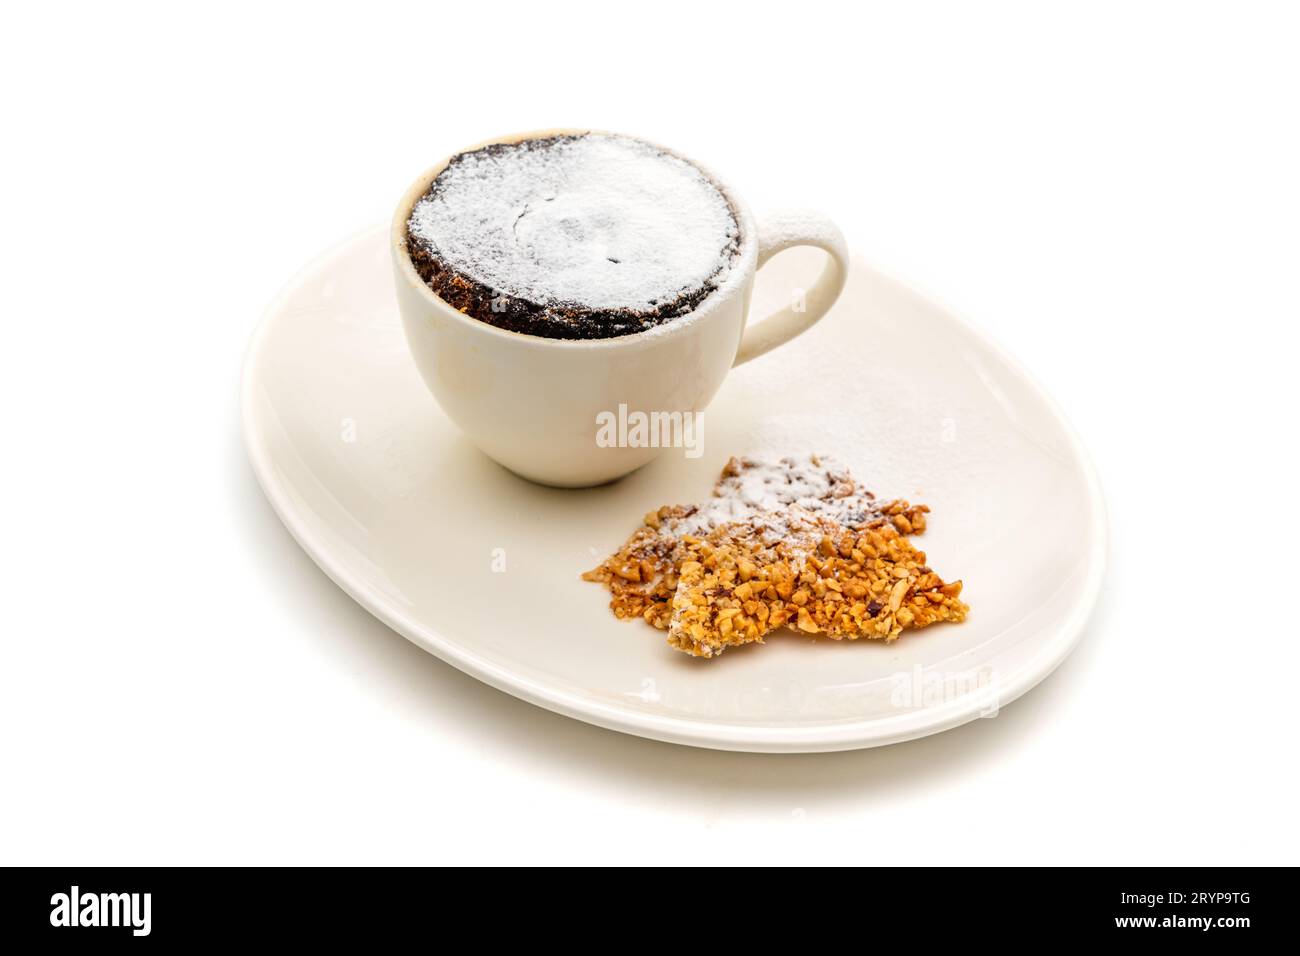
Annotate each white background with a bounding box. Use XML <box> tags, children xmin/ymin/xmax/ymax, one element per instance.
<box><xmin>3</xmin><ymin>1</ymin><xmax>1297</xmax><ymax>865</ymax></box>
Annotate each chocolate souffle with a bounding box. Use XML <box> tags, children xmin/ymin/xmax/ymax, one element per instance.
<box><xmin>403</xmin><ymin>133</ymin><xmax>742</xmax><ymax>340</ymax></box>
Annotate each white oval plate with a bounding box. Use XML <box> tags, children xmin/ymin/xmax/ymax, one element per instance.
<box><xmin>242</xmin><ymin>227</ymin><xmax>1105</xmax><ymax>753</ymax></box>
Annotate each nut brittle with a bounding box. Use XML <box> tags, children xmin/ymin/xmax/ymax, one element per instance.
<box><xmin>583</xmin><ymin>455</ymin><xmax>968</xmax><ymax>658</ymax></box>
<box><xmin>792</xmin><ymin>523</ymin><xmax>967</xmax><ymax>642</ymax></box>
<box><xmin>665</xmin><ymin>517</ymin><xmax>815</xmax><ymax>658</ymax></box>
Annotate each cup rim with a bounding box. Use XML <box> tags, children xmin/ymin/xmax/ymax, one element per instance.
<box><xmin>390</xmin><ymin>128</ymin><xmax>758</xmax><ymax>351</ymax></box>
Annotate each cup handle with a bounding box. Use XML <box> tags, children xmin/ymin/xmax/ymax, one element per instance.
<box><xmin>733</xmin><ymin>211</ymin><xmax>849</xmax><ymax>366</ymax></box>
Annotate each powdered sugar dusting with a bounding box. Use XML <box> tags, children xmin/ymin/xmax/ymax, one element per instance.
<box><xmin>408</xmin><ymin>133</ymin><xmax>740</xmax><ymax>312</ymax></box>
<box><xmin>668</xmin><ymin>455</ymin><xmax>886</xmax><ymax>541</ymax></box>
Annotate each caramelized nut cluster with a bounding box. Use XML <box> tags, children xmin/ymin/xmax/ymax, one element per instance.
<box><xmin>583</xmin><ymin>457</ymin><xmax>968</xmax><ymax>659</ymax></box>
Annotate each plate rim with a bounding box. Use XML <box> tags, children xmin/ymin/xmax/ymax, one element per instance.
<box><xmin>241</xmin><ymin>226</ymin><xmax>1108</xmax><ymax>753</ymax></box>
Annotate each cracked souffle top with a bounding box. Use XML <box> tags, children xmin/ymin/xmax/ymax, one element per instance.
<box><xmin>403</xmin><ymin>132</ymin><xmax>742</xmax><ymax>339</ymax></box>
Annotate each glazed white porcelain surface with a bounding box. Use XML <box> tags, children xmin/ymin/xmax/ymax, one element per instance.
<box><xmin>390</xmin><ymin>129</ymin><xmax>849</xmax><ymax>487</ymax></box>
<box><xmin>243</xmin><ymin>227</ymin><xmax>1106</xmax><ymax>752</ymax></box>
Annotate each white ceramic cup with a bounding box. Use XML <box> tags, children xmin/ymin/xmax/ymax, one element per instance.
<box><xmin>391</xmin><ymin>129</ymin><xmax>849</xmax><ymax>487</ymax></box>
